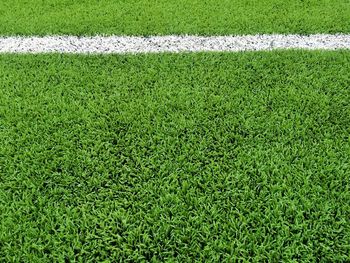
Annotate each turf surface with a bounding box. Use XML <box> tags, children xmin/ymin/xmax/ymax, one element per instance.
<box><xmin>1</xmin><ymin>0</ymin><xmax>350</xmax><ymax>36</ymax></box>
<box><xmin>1</xmin><ymin>52</ymin><xmax>349</xmax><ymax>261</ymax></box>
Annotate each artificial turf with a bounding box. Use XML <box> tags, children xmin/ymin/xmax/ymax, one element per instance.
<box><xmin>0</xmin><ymin>0</ymin><xmax>350</xmax><ymax>36</ymax></box>
<box><xmin>0</xmin><ymin>51</ymin><xmax>349</xmax><ymax>261</ymax></box>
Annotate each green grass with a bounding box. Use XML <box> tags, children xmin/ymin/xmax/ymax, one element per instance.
<box><xmin>0</xmin><ymin>0</ymin><xmax>350</xmax><ymax>36</ymax></box>
<box><xmin>1</xmin><ymin>51</ymin><xmax>350</xmax><ymax>261</ymax></box>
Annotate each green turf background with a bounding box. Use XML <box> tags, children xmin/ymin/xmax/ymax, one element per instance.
<box><xmin>1</xmin><ymin>0</ymin><xmax>350</xmax><ymax>35</ymax></box>
<box><xmin>1</xmin><ymin>52</ymin><xmax>350</xmax><ymax>261</ymax></box>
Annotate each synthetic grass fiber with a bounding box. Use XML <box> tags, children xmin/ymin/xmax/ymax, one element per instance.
<box><xmin>0</xmin><ymin>0</ymin><xmax>350</xmax><ymax>36</ymax></box>
<box><xmin>1</xmin><ymin>52</ymin><xmax>350</xmax><ymax>261</ymax></box>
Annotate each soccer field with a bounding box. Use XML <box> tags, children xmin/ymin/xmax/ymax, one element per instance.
<box><xmin>1</xmin><ymin>1</ymin><xmax>350</xmax><ymax>262</ymax></box>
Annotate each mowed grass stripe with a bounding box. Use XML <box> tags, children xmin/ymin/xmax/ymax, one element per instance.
<box><xmin>1</xmin><ymin>34</ymin><xmax>350</xmax><ymax>53</ymax></box>
<box><xmin>0</xmin><ymin>0</ymin><xmax>349</xmax><ymax>36</ymax></box>
<box><xmin>1</xmin><ymin>52</ymin><xmax>350</xmax><ymax>261</ymax></box>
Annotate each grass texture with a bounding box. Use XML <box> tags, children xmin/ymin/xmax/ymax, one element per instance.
<box><xmin>0</xmin><ymin>0</ymin><xmax>350</xmax><ymax>36</ymax></box>
<box><xmin>1</xmin><ymin>52</ymin><xmax>350</xmax><ymax>261</ymax></box>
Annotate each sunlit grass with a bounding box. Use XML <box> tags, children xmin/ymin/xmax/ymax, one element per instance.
<box><xmin>1</xmin><ymin>51</ymin><xmax>349</xmax><ymax>261</ymax></box>
<box><xmin>0</xmin><ymin>0</ymin><xmax>349</xmax><ymax>35</ymax></box>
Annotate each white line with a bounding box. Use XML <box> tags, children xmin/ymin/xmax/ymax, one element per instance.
<box><xmin>0</xmin><ymin>34</ymin><xmax>350</xmax><ymax>54</ymax></box>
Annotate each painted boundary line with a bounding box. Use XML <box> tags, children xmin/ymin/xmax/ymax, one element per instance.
<box><xmin>1</xmin><ymin>34</ymin><xmax>350</xmax><ymax>54</ymax></box>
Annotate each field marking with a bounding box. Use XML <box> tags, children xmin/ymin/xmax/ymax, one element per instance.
<box><xmin>0</xmin><ymin>34</ymin><xmax>350</xmax><ymax>54</ymax></box>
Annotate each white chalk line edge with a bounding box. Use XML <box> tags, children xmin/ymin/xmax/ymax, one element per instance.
<box><xmin>1</xmin><ymin>34</ymin><xmax>350</xmax><ymax>54</ymax></box>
